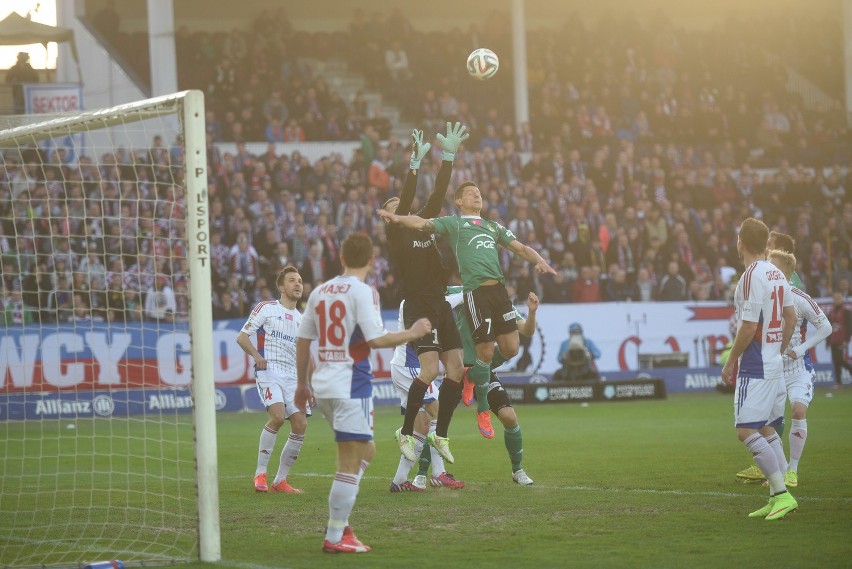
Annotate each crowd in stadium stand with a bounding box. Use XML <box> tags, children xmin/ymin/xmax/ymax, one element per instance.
<box><xmin>0</xmin><ymin>9</ymin><xmax>849</xmax><ymax>324</ymax></box>
<box><xmin>88</xmin><ymin>8</ymin><xmax>848</xmax><ymax>156</ymax></box>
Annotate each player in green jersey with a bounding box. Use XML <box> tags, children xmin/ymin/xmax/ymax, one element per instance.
<box><xmin>768</xmin><ymin>232</ymin><xmax>804</xmax><ymax>290</ymax></box>
<box><xmin>378</xmin><ymin>182</ymin><xmax>556</xmax><ymax>438</ymax></box>
<box><xmin>413</xmin><ymin>287</ymin><xmax>538</xmax><ymax>486</ymax></box>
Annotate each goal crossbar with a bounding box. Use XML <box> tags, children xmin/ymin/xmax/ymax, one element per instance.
<box><xmin>0</xmin><ymin>91</ymin><xmax>191</xmax><ymax>145</ymax></box>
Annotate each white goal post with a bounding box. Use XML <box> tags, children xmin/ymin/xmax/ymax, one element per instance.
<box><xmin>0</xmin><ymin>90</ymin><xmax>219</xmax><ymax>566</ymax></box>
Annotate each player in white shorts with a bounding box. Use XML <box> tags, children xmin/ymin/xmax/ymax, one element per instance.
<box><xmin>237</xmin><ymin>266</ymin><xmax>308</xmax><ymax>495</ymax></box>
<box><xmin>295</xmin><ymin>233</ymin><xmax>431</xmax><ymax>554</ymax></box>
<box><xmin>767</xmin><ymin>250</ymin><xmax>832</xmax><ymax>487</ymax></box>
<box><xmin>735</xmin><ymin>231</ymin><xmax>801</xmax><ymax>481</ymax></box>
<box><xmin>721</xmin><ymin>218</ymin><xmax>798</xmax><ymax>520</ymax></box>
<box><xmin>388</xmin><ymin>299</ymin><xmax>464</xmax><ymax>491</ymax></box>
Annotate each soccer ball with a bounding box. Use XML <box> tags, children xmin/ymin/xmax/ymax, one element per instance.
<box><xmin>467</xmin><ymin>48</ymin><xmax>499</xmax><ymax>80</ymax></box>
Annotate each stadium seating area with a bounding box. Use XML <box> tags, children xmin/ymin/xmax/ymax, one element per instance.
<box><xmin>0</xmin><ymin>9</ymin><xmax>850</xmax><ymax>324</ymax></box>
<box><xmin>92</xmin><ymin>7</ymin><xmax>848</xmax><ymax>157</ymax></box>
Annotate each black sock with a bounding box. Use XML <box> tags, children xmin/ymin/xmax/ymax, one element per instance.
<box><xmin>435</xmin><ymin>379</ymin><xmax>462</xmax><ymax>437</ymax></box>
<box><xmin>402</xmin><ymin>378</ymin><xmax>429</xmax><ymax>435</ymax></box>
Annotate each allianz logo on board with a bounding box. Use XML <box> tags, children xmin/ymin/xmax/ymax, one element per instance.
<box><xmin>34</xmin><ymin>399</ymin><xmax>93</xmax><ymax>416</ymax></box>
<box><xmin>684</xmin><ymin>373</ymin><xmax>720</xmax><ymax>389</ymax></box>
<box><xmin>92</xmin><ymin>394</ymin><xmax>115</xmax><ymax>416</ymax></box>
<box><xmin>148</xmin><ymin>393</ymin><xmax>194</xmax><ymax>410</ymax></box>
<box><xmin>31</xmin><ymin>395</ymin><xmax>115</xmax><ymax>417</ymax></box>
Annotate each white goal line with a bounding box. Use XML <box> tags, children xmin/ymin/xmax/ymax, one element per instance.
<box><xmin>220</xmin><ymin>473</ymin><xmax>850</xmax><ymax>503</ymax></box>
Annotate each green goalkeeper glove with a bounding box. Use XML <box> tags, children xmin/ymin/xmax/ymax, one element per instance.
<box><xmin>436</xmin><ymin>121</ymin><xmax>469</xmax><ymax>161</ymax></box>
<box><xmin>409</xmin><ymin>129</ymin><xmax>431</xmax><ymax>170</ymax></box>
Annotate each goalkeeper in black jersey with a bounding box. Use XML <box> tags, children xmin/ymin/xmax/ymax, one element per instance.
<box><xmin>381</xmin><ymin>123</ymin><xmax>469</xmax><ymax>466</ymax></box>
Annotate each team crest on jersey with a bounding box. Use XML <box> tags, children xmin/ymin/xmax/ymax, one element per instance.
<box><xmin>472</xmin><ymin>219</ymin><xmax>482</xmax><ymax>226</ymax></box>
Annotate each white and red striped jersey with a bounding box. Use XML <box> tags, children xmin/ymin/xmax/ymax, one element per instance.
<box><xmin>734</xmin><ymin>259</ymin><xmax>792</xmax><ymax>380</ymax></box>
<box><xmin>241</xmin><ymin>300</ymin><xmax>302</xmax><ymax>377</ymax></box>
<box><xmin>784</xmin><ymin>286</ymin><xmax>832</xmax><ymax>375</ymax></box>
<box><xmin>297</xmin><ymin>275</ymin><xmax>388</xmax><ymax>399</ymax></box>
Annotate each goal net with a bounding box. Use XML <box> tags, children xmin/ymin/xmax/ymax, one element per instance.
<box><xmin>0</xmin><ymin>91</ymin><xmax>219</xmax><ymax>568</ymax></box>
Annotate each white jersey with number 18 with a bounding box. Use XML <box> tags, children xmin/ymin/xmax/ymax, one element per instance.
<box><xmin>734</xmin><ymin>259</ymin><xmax>793</xmax><ymax>380</ymax></box>
<box><xmin>297</xmin><ymin>275</ymin><xmax>388</xmax><ymax>399</ymax></box>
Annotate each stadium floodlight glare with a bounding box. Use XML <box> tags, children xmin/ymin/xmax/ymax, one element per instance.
<box><xmin>0</xmin><ymin>90</ymin><xmax>220</xmax><ymax>567</ymax></box>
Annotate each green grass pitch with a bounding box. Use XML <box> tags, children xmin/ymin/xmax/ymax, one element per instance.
<box><xmin>3</xmin><ymin>390</ymin><xmax>851</xmax><ymax>569</ymax></box>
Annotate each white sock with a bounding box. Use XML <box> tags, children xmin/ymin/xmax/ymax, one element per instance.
<box><xmin>273</xmin><ymin>432</ymin><xmax>304</xmax><ymax>484</ymax></box>
<box><xmin>788</xmin><ymin>419</ymin><xmax>807</xmax><ymax>472</ymax></box>
<box><xmin>392</xmin><ymin>432</ymin><xmax>425</xmax><ymax>485</ymax></box>
<box><xmin>429</xmin><ymin>421</ymin><xmax>445</xmax><ymax>475</ymax></box>
<box><xmin>346</xmin><ymin>460</ymin><xmax>370</xmax><ymax>526</ymax></box>
<box><xmin>255</xmin><ymin>426</ymin><xmax>278</xmax><ymax>475</ymax></box>
<box><xmin>357</xmin><ymin>459</ymin><xmax>370</xmax><ymax>483</ymax></box>
<box><xmin>744</xmin><ymin>432</ymin><xmax>785</xmax><ymax>494</ymax></box>
<box><xmin>326</xmin><ymin>473</ymin><xmax>359</xmax><ymax>544</ymax></box>
<box><xmin>764</xmin><ymin>433</ymin><xmax>788</xmax><ymax>475</ymax></box>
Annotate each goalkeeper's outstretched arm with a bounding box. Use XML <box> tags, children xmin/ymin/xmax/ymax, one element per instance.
<box><xmin>377</xmin><ymin>209</ymin><xmax>434</xmax><ymax>233</ymax></box>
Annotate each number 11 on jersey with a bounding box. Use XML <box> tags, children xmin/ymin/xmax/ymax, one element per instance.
<box><xmin>766</xmin><ymin>286</ymin><xmax>784</xmax><ymax>343</ymax></box>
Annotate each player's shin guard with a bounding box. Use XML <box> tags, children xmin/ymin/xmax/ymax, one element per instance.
<box><xmin>504</xmin><ymin>424</ymin><xmax>524</xmax><ymax>472</ymax></box>
<box><xmin>764</xmin><ymin>433</ymin><xmax>788</xmax><ymax>476</ymax></box>
<box><xmin>788</xmin><ymin>419</ymin><xmax>807</xmax><ymax>472</ymax></box>
<box><xmin>743</xmin><ymin>432</ymin><xmax>785</xmax><ymax>494</ymax></box>
<box><xmin>417</xmin><ymin>440</ymin><xmax>432</xmax><ymax>477</ymax></box>
<box><xmin>273</xmin><ymin>432</ymin><xmax>303</xmax><ymax>484</ymax></box>
<box><xmin>402</xmin><ymin>379</ymin><xmax>429</xmax><ymax>435</ymax></box>
<box><xmin>474</xmin><ymin>383</ymin><xmax>489</xmax><ymax>413</ymax></box>
<box><xmin>470</xmin><ymin>359</ymin><xmax>491</xmax><ymax>414</ymax></box>
<box><xmin>347</xmin><ymin>460</ymin><xmax>370</xmax><ymax>526</ymax></box>
<box><xmin>256</xmin><ymin>426</ymin><xmax>278</xmax><ymax>475</ymax></box>
<box><xmin>326</xmin><ymin>473</ymin><xmax>359</xmax><ymax>544</ymax></box>
<box><xmin>436</xmin><ymin>378</ymin><xmax>462</xmax><ymax>437</ymax></box>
